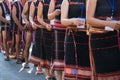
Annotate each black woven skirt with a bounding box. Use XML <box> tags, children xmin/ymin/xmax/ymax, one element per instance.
<box><xmin>30</xmin><ymin>28</ymin><xmax>43</xmax><ymax>64</ymax></box>
<box><xmin>51</xmin><ymin>29</ymin><xmax>66</xmax><ymax>71</ymax></box>
<box><xmin>41</xmin><ymin>28</ymin><xmax>53</xmax><ymax>62</ymax></box>
<box><xmin>90</xmin><ymin>31</ymin><xmax>120</xmax><ymax>79</ymax></box>
<box><xmin>64</xmin><ymin>29</ymin><xmax>91</xmax><ymax>80</ymax></box>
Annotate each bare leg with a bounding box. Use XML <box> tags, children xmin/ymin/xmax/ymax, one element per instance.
<box><xmin>15</xmin><ymin>32</ymin><xmax>22</xmax><ymax>64</ymax></box>
<box><xmin>2</xmin><ymin>30</ymin><xmax>9</xmax><ymax>61</ymax></box>
<box><xmin>57</xmin><ymin>70</ymin><xmax>62</xmax><ymax>80</ymax></box>
<box><xmin>24</xmin><ymin>31</ymin><xmax>32</xmax><ymax>66</ymax></box>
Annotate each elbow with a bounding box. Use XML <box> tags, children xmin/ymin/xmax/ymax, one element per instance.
<box><xmin>86</xmin><ymin>17</ymin><xmax>92</xmax><ymax>25</ymax></box>
<box><xmin>37</xmin><ymin>16</ymin><xmax>43</xmax><ymax>24</ymax></box>
<box><xmin>48</xmin><ymin>14</ymin><xmax>53</xmax><ymax>20</ymax></box>
<box><xmin>61</xmin><ymin>19</ymin><xmax>66</xmax><ymax>26</ymax></box>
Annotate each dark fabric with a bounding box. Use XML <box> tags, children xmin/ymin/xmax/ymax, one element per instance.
<box><xmin>64</xmin><ymin>30</ymin><xmax>90</xmax><ymax>80</ymax></box>
<box><xmin>52</xmin><ymin>29</ymin><xmax>65</xmax><ymax>60</ymax></box>
<box><xmin>90</xmin><ymin>31</ymin><xmax>120</xmax><ymax>74</ymax></box>
<box><xmin>119</xmin><ymin>30</ymin><xmax>120</xmax><ymax>49</ymax></box>
<box><xmin>95</xmin><ymin>0</ymin><xmax>120</xmax><ymax>17</ymax></box>
<box><xmin>42</xmin><ymin>0</ymin><xmax>50</xmax><ymax>19</ymax></box>
<box><xmin>65</xmin><ymin>30</ymin><xmax>90</xmax><ymax>67</ymax></box>
<box><xmin>0</xmin><ymin>1</ymin><xmax>10</xmax><ymax>26</ymax></box>
<box><xmin>64</xmin><ymin>0</ymin><xmax>89</xmax><ymax>79</ymax></box>
<box><xmin>68</xmin><ymin>0</ymin><xmax>86</xmax><ymax>18</ymax></box>
<box><xmin>54</xmin><ymin>0</ymin><xmax>63</xmax><ymax>20</ymax></box>
<box><xmin>31</xmin><ymin>28</ymin><xmax>43</xmax><ymax>58</ymax></box>
<box><xmin>12</xmin><ymin>1</ymin><xmax>23</xmax><ymax>33</ymax></box>
<box><xmin>41</xmin><ymin>29</ymin><xmax>53</xmax><ymax>61</ymax></box>
<box><xmin>33</xmin><ymin>0</ymin><xmax>40</xmax><ymax>21</ymax></box>
<box><xmin>1</xmin><ymin>26</ymin><xmax>9</xmax><ymax>31</ymax></box>
<box><xmin>92</xmin><ymin>0</ymin><xmax>120</xmax><ymax>75</ymax></box>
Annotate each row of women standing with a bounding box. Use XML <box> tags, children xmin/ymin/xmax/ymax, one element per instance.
<box><xmin>29</xmin><ymin>0</ymin><xmax>91</xmax><ymax>80</ymax></box>
<box><xmin>0</xmin><ymin>0</ymin><xmax>120</xmax><ymax>80</ymax></box>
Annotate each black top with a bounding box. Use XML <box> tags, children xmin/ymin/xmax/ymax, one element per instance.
<box><xmin>55</xmin><ymin>0</ymin><xmax>63</xmax><ymax>20</ymax></box>
<box><xmin>68</xmin><ymin>0</ymin><xmax>86</xmax><ymax>18</ymax></box>
<box><xmin>42</xmin><ymin>0</ymin><xmax>50</xmax><ymax>19</ymax></box>
<box><xmin>33</xmin><ymin>0</ymin><xmax>40</xmax><ymax>21</ymax></box>
<box><xmin>0</xmin><ymin>1</ymin><xmax>10</xmax><ymax>25</ymax></box>
<box><xmin>95</xmin><ymin>0</ymin><xmax>120</xmax><ymax>18</ymax></box>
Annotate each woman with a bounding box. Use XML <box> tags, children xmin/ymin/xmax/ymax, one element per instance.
<box><xmin>0</xmin><ymin>0</ymin><xmax>10</xmax><ymax>61</ymax></box>
<box><xmin>12</xmin><ymin>0</ymin><xmax>27</xmax><ymax>64</ymax></box>
<box><xmin>22</xmin><ymin>0</ymin><xmax>33</xmax><ymax>68</ymax></box>
<box><xmin>48</xmin><ymin>0</ymin><xmax>66</xmax><ymax>80</ymax></box>
<box><xmin>61</xmin><ymin>0</ymin><xmax>91</xmax><ymax>80</ymax></box>
<box><xmin>37</xmin><ymin>0</ymin><xmax>54</xmax><ymax>79</ymax></box>
<box><xmin>29</xmin><ymin>0</ymin><xmax>43</xmax><ymax>74</ymax></box>
<box><xmin>87</xmin><ymin>0</ymin><xmax>120</xmax><ymax>80</ymax></box>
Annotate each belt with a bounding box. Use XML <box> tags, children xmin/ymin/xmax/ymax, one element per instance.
<box><xmin>69</xmin><ymin>1</ymin><xmax>84</xmax><ymax>5</ymax></box>
<box><xmin>67</xmin><ymin>26</ymin><xmax>87</xmax><ymax>32</ymax></box>
<box><xmin>89</xmin><ymin>27</ymin><xmax>109</xmax><ymax>34</ymax></box>
<box><xmin>52</xmin><ymin>20</ymin><xmax>66</xmax><ymax>30</ymax></box>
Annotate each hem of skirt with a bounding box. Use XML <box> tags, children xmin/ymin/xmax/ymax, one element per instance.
<box><xmin>51</xmin><ymin>60</ymin><xmax>65</xmax><ymax>71</ymax></box>
<box><xmin>65</xmin><ymin>65</ymin><xmax>91</xmax><ymax>79</ymax></box>
<box><xmin>97</xmin><ymin>71</ymin><xmax>120</xmax><ymax>77</ymax></box>
<box><xmin>90</xmin><ymin>71</ymin><xmax>120</xmax><ymax>80</ymax></box>
<box><xmin>65</xmin><ymin>74</ymin><xmax>76</xmax><ymax>80</ymax></box>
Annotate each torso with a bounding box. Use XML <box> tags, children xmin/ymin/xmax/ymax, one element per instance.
<box><xmin>13</xmin><ymin>1</ymin><xmax>23</xmax><ymax>24</ymax></box>
<box><xmin>54</xmin><ymin>0</ymin><xmax>63</xmax><ymax>20</ymax></box>
<box><xmin>68</xmin><ymin>0</ymin><xmax>86</xmax><ymax>18</ymax></box>
<box><xmin>42</xmin><ymin>0</ymin><xmax>50</xmax><ymax>20</ymax></box>
<box><xmin>95</xmin><ymin>0</ymin><xmax>120</xmax><ymax>18</ymax></box>
<box><xmin>33</xmin><ymin>0</ymin><xmax>40</xmax><ymax>21</ymax></box>
<box><xmin>0</xmin><ymin>1</ymin><xmax>10</xmax><ymax>25</ymax></box>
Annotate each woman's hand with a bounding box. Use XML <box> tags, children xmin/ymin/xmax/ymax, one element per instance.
<box><xmin>106</xmin><ymin>21</ymin><xmax>120</xmax><ymax>30</ymax></box>
<box><xmin>7</xmin><ymin>20</ymin><xmax>10</xmax><ymax>25</ymax></box>
<box><xmin>73</xmin><ymin>18</ymin><xmax>85</xmax><ymax>26</ymax></box>
<box><xmin>26</xmin><ymin>21</ymin><xmax>31</xmax><ymax>28</ymax></box>
<box><xmin>32</xmin><ymin>22</ymin><xmax>38</xmax><ymax>30</ymax></box>
<box><xmin>54</xmin><ymin>9</ymin><xmax>61</xmax><ymax>16</ymax></box>
<box><xmin>19</xmin><ymin>25</ymin><xmax>24</xmax><ymax>31</ymax></box>
<box><xmin>45</xmin><ymin>24</ymin><xmax>52</xmax><ymax>31</ymax></box>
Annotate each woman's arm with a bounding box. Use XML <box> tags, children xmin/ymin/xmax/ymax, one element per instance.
<box><xmin>37</xmin><ymin>2</ymin><xmax>47</xmax><ymax>27</ymax></box>
<box><xmin>87</xmin><ymin>0</ymin><xmax>106</xmax><ymax>27</ymax></box>
<box><xmin>86</xmin><ymin>0</ymin><xmax>120</xmax><ymax>29</ymax></box>
<box><xmin>61</xmin><ymin>0</ymin><xmax>84</xmax><ymax>26</ymax></box>
<box><xmin>48</xmin><ymin>0</ymin><xmax>61</xmax><ymax>20</ymax></box>
<box><xmin>37</xmin><ymin>2</ymin><xmax>52</xmax><ymax>31</ymax></box>
<box><xmin>29</xmin><ymin>2</ymin><xmax>34</xmax><ymax>25</ymax></box>
<box><xmin>29</xmin><ymin>2</ymin><xmax>37</xmax><ymax>30</ymax></box>
<box><xmin>12</xmin><ymin>5</ymin><xmax>23</xmax><ymax>31</ymax></box>
<box><xmin>22</xmin><ymin>1</ymin><xmax>29</xmax><ymax>24</ymax></box>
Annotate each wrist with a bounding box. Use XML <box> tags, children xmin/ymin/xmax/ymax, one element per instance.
<box><xmin>71</xmin><ymin>18</ymin><xmax>76</xmax><ymax>25</ymax></box>
<box><xmin>105</xmin><ymin>21</ymin><xmax>109</xmax><ymax>26</ymax></box>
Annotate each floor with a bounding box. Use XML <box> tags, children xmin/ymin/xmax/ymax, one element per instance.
<box><xmin>0</xmin><ymin>52</ymin><xmax>46</xmax><ymax>80</ymax></box>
